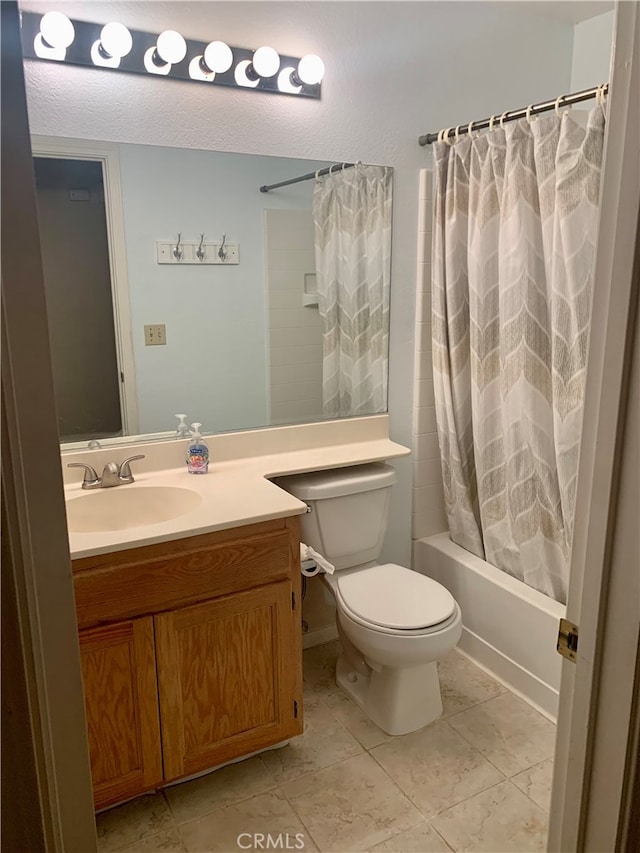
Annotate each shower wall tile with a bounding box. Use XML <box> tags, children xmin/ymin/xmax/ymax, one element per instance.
<box><xmin>414</xmin><ymin>432</ymin><xmax>440</xmax><ymax>463</ymax></box>
<box><xmin>416</xmin><ymin>322</ymin><xmax>432</xmax><ymax>351</ymax></box>
<box><xmin>271</xmin><ymin>362</ymin><xmax>322</xmax><ymax>386</ymax></box>
<box><xmin>415</xmin><ymin>348</ymin><xmax>433</xmax><ymax>380</ymax></box>
<box><xmin>418</xmin><ymin>236</ymin><xmax>433</xmax><ymax>265</ymax></box>
<box><xmin>413</xmin><ymin>482</ymin><xmax>447</xmax><ymax>518</ymax></box>
<box><xmin>270</xmin><ymin>345</ymin><xmax>323</xmax><ymax>367</ymax></box>
<box><xmin>413</xmin><ymin>459</ymin><xmax>442</xmax><ymax>489</ymax></box>
<box><xmin>417</xmin><ymin>378</ymin><xmax>435</xmax><ymax>407</ymax></box>
<box><xmin>270</xmin><ymin>381</ymin><xmax>320</xmax><ymax>405</ymax></box>
<box><xmin>412</xmin><ymin>169</ymin><xmax>448</xmax><ymax>554</ymax></box>
<box><xmin>416</xmin><ymin>288</ymin><xmax>431</xmax><ymax>318</ymax></box>
<box><xmin>412</xmin><ymin>501</ymin><xmax>448</xmax><ymax>540</ymax></box>
<box><xmin>414</xmin><ymin>405</ymin><xmax>437</xmax><ymax>435</ymax></box>
<box><xmin>270</xmin><ymin>327</ymin><xmax>322</xmax><ymax>348</ymax></box>
<box><xmin>418</xmin><ymin>262</ymin><xmax>432</xmax><ymax>293</ymax></box>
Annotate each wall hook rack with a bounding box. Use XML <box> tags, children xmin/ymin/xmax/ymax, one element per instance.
<box><xmin>156</xmin><ymin>236</ymin><xmax>240</xmax><ymax>265</ymax></box>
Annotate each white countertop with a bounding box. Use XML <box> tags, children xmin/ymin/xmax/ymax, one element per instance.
<box><xmin>66</xmin><ymin>436</ymin><xmax>410</xmax><ymax>559</ymax></box>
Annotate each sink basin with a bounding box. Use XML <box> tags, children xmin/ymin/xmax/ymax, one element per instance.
<box><xmin>66</xmin><ymin>485</ymin><xmax>202</xmax><ymax>533</ymax></box>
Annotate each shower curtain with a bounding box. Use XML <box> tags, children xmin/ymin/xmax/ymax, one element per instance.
<box><xmin>313</xmin><ymin>164</ymin><xmax>392</xmax><ymax>417</ymax></box>
<box><xmin>432</xmin><ymin>105</ymin><xmax>606</xmax><ymax>603</ymax></box>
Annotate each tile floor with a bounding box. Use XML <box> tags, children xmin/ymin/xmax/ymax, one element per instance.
<box><xmin>96</xmin><ymin>643</ymin><xmax>556</xmax><ymax>853</ymax></box>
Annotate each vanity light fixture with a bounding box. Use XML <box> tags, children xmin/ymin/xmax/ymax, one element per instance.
<box><xmin>34</xmin><ymin>11</ymin><xmax>75</xmax><ymax>60</ymax></box>
<box><xmin>21</xmin><ymin>13</ymin><xmax>324</xmax><ymax>99</ymax></box>
<box><xmin>91</xmin><ymin>22</ymin><xmax>133</xmax><ymax>68</ymax></box>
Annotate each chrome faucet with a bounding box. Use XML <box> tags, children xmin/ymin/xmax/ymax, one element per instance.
<box><xmin>68</xmin><ymin>454</ymin><xmax>146</xmax><ymax>490</ymax></box>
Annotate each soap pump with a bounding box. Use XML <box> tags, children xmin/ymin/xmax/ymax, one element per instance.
<box><xmin>186</xmin><ymin>423</ymin><xmax>209</xmax><ymax>474</ymax></box>
<box><xmin>175</xmin><ymin>413</ymin><xmax>190</xmax><ymax>439</ymax></box>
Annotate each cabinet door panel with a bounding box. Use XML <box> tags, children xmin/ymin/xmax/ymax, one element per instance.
<box><xmin>79</xmin><ymin>618</ymin><xmax>163</xmax><ymax>810</ymax></box>
<box><xmin>156</xmin><ymin>581</ymin><xmax>303</xmax><ymax>780</ymax></box>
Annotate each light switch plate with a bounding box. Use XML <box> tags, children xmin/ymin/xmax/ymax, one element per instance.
<box><xmin>144</xmin><ymin>324</ymin><xmax>166</xmax><ymax>345</ymax></box>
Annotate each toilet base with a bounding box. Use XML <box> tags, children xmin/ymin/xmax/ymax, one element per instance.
<box><xmin>336</xmin><ymin>654</ymin><xmax>443</xmax><ymax>736</ymax></box>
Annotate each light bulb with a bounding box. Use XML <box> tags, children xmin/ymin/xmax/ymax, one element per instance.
<box><xmin>40</xmin><ymin>11</ymin><xmax>74</xmax><ymax>49</ymax></box>
<box><xmin>100</xmin><ymin>22</ymin><xmax>132</xmax><ymax>58</ymax></box>
<box><xmin>252</xmin><ymin>46</ymin><xmax>280</xmax><ymax>78</ymax></box>
<box><xmin>278</xmin><ymin>66</ymin><xmax>302</xmax><ymax>94</ymax></box>
<box><xmin>297</xmin><ymin>54</ymin><xmax>325</xmax><ymax>85</ymax></box>
<box><xmin>156</xmin><ymin>30</ymin><xmax>187</xmax><ymax>64</ymax></box>
<box><xmin>234</xmin><ymin>59</ymin><xmax>259</xmax><ymax>88</ymax></box>
<box><xmin>203</xmin><ymin>41</ymin><xmax>233</xmax><ymax>73</ymax></box>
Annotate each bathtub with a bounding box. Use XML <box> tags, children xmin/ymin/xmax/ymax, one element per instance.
<box><xmin>414</xmin><ymin>533</ymin><xmax>565</xmax><ymax>721</ymax></box>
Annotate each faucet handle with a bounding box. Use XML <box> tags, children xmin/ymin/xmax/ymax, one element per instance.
<box><xmin>119</xmin><ymin>454</ymin><xmax>146</xmax><ymax>481</ymax></box>
<box><xmin>67</xmin><ymin>462</ymin><xmax>100</xmax><ymax>488</ymax></box>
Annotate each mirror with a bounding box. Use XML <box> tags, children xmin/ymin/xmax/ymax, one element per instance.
<box><xmin>32</xmin><ymin>140</ymin><xmax>393</xmax><ymax>447</ymax></box>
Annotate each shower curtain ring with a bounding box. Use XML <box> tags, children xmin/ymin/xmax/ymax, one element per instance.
<box><xmin>444</xmin><ymin>127</ymin><xmax>454</xmax><ymax>145</ymax></box>
<box><xmin>489</xmin><ymin>115</ymin><xmax>496</xmax><ymax>132</ymax></box>
<box><xmin>499</xmin><ymin>111</ymin><xmax>509</xmax><ymax>130</ymax></box>
<box><xmin>467</xmin><ymin>120</ymin><xmax>475</xmax><ymax>138</ymax></box>
<box><xmin>526</xmin><ymin>104</ymin><xmax>534</xmax><ymax>123</ymax></box>
<box><xmin>454</xmin><ymin>124</ymin><xmax>461</xmax><ymax>142</ymax></box>
<box><xmin>555</xmin><ymin>94</ymin><xmax>566</xmax><ymax>118</ymax></box>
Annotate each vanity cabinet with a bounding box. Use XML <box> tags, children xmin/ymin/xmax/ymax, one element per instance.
<box><xmin>78</xmin><ymin>617</ymin><xmax>163</xmax><ymax>809</ymax></box>
<box><xmin>73</xmin><ymin>517</ymin><xmax>303</xmax><ymax>811</ymax></box>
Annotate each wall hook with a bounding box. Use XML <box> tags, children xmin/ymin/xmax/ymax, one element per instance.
<box><xmin>196</xmin><ymin>233</ymin><xmax>206</xmax><ymax>261</ymax></box>
<box><xmin>218</xmin><ymin>233</ymin><xmax>227</xmax><ymax>263</ymax></box>
<box><xmin>173</xmin><ymin>232</ymin><xmax>183</xmax><ymax>261</ymax></box>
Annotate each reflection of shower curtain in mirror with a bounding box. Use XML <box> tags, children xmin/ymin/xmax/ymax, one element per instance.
<box><xmin>313</xmin><ymin>164</ymin><xmax>392</xmax><ymax>417</ymax></box>
<box><xmin>432</xmin><ymin>105</ymin><xmax>606</xmax><ymax>604</ymax></box>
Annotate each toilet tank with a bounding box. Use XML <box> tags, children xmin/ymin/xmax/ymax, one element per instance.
<box><xmin>273</xmin><ymin>463</ymin><xmax>397</xmax><ymax>570</ymax></box>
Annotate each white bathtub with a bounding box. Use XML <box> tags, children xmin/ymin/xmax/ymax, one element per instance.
<box><xmin>414</xmin><ymin>533</ymin><xmax>565</xmax><ymax>720</ymax></box>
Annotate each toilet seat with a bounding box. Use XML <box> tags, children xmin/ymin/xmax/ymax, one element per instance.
<box><xmin>336</xmin><ymin>563</ymin><xmax>456</xmax><ymax>632</ymax></box>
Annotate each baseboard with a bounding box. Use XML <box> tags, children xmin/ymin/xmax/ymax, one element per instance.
<box><xmin>458</xmin><ymin>627</ymin><xmax>559</xmax><ymax>722</ymax></box>
<box><xmin>302</xmin><ymin>624</ymin><xmax>339</xmax><ymax>649</ymax></box>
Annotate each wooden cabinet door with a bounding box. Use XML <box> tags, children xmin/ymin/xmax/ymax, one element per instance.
<box><xmin>79</xmin><ymin>617</ymin><xmax>163</xmax><ymax>810</ymax></box>
<box><xmin>155</xmin><ymin>581</ymin><xmax>303</xmax><ymax>781</ymax></box>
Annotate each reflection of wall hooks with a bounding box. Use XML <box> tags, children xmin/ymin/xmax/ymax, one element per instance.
<box><xmin>156</xmin><ymin>237</ymin><xmax>239</xmax><ymax>265</ymax></box>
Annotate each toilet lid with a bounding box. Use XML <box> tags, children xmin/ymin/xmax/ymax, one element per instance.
<box><xmin>336</xmin><ymin>563</ymin><xmax>456</xmax><ymax>630</ymax></box>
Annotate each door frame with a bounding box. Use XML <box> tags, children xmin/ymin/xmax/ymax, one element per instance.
<box><xmin>548</xmin><ymin>1</ymin><xmax>640</xmax><ymax>849</ymax></box>
<box><xmin>31</xmin><ymin>134</ymin><xmax>139</xmax><ymax>436</ymax></box>
<box><xmin>2</xmin><ymin>3</ymin><xmax>97</xmax><ymax>848</ymax></box>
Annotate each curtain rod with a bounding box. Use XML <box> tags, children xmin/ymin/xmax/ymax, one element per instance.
<box><xmin>260</xmin><ymin>162</ymin><xmax>356</xmax><ymax>193</ymax></box>
<box><xmin>418</xmin><ymin>83</ymin><xmax>608</xmax><ymax>147</ymax></box>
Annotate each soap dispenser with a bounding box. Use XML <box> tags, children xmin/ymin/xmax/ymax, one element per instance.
<box><xmin>186</xmin><ymin>423</ymin><xmax>209</xmax><ymax>474</ymax></box>
<box><xmin>175</xmin><ymin>413</ymin><xmax>190</xmax><ymax>439</ymax></box>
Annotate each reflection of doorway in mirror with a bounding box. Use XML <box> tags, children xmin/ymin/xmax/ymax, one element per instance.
<box><xmin>265</xmin><ymin>209</ymin><xmax>324</xmax><ymax>425</ymax></box>
<box><xmin>34</xmin><ymin>157</ymin><xmax>124</xmax><ymax>442</ymax></box>
<box><xmin>31</xmin><ymin>136</ymin><xmax>138</xmax><ymax>444</ymax></box>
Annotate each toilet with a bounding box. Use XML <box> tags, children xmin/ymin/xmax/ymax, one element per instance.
<box><xmin>274</xmin><ymin>463</ymin><xmax>462</xmax><ymax>736</ymax></box>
